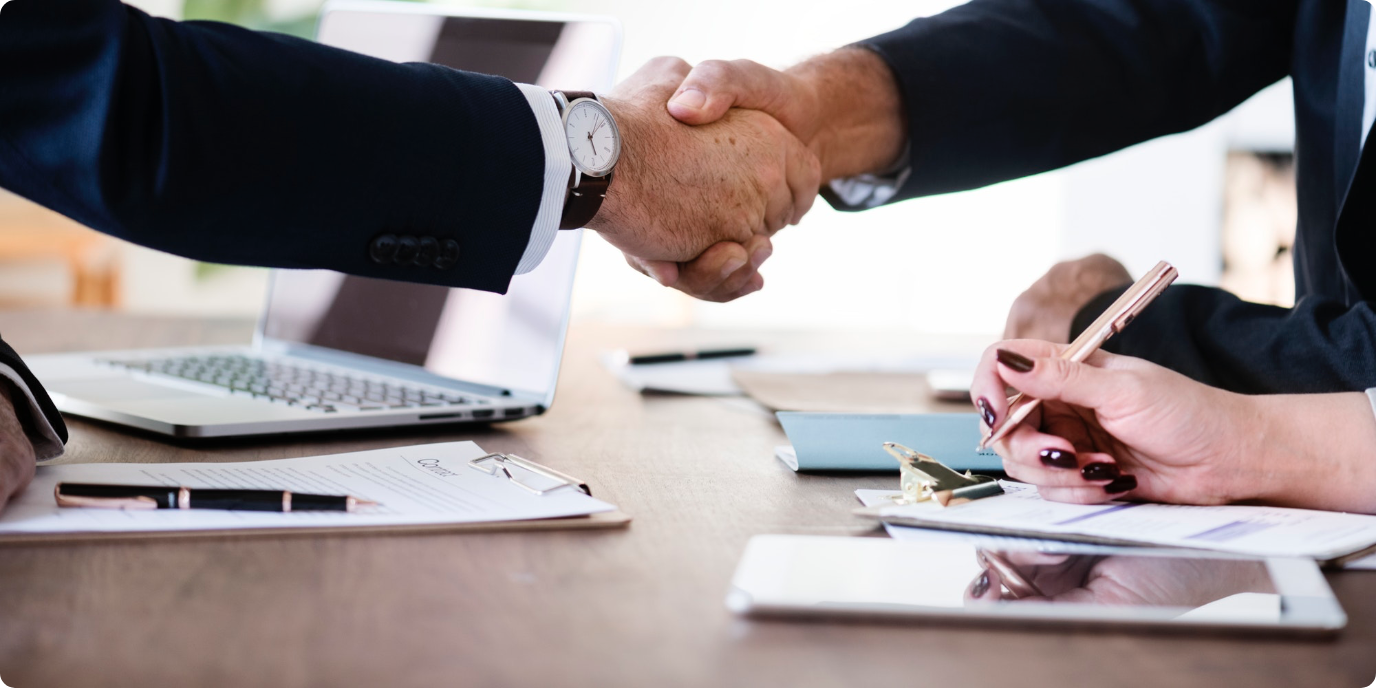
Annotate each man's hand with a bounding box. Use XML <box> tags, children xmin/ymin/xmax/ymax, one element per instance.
<box><xmin>636</xmin><ymin>49</ymin><xmax>906</xmax><ymax>301</ymax></box>
<box><xmin>0</xmin><ymin>381</ymin><xmax>36</xmax><ymax>513</ymax></box>
<box><xmin>589</xmin><ymin>58</ymin><xmax>820</xmax><ymax>278</ymax></box>
<box><xmin>1003</xmin><ymin>254</ymin><xmax>1132</xmax><ymax>343</ymax></box>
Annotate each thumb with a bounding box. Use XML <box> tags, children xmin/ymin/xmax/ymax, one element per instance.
<box><xmin>668</xmin><ymin>59</ymin><xmax>806</xmax><ymax>132</ymax></box>
<box><xmin>996</xmin><ymin>349</ymin><xmax>1123</xmax><ymax>412</ymax></box>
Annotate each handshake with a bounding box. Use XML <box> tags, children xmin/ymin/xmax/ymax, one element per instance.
<box><xmin>586</xmin><ymin>50</ymin><xmax>906</xmax><ymax>303</ymax></box>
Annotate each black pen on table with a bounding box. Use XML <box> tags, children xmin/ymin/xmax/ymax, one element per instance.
<box><xmin>54</xmin><ymin>483</ymin><xmax>379</xmax><ymax>512</ymax></box>
<box><xmin>627</xmin><ymin>347</ymin><xmax>757</xmax><ymax>365</ymax></box>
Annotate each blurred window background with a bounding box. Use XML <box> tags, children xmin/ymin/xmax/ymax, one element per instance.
<box><xmin>0</xmin><ymin>0</ymin><xmax>1298</xmax><ymax>333</ymax></box>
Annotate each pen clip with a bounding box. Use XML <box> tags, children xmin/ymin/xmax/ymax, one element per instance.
<box><xmin>53</xmin><ymin>486</ymin><xmax>159</xmax><ymax>510</ymax></box>
<box><xmin>883</xmin><ymin>442</ymin><xmax>1002</xmax><ymax>507</ymax></box>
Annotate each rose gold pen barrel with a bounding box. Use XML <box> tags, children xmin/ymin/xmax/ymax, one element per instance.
<box><xmin>978</xmin><ymin>261</ymin><xmax>1177</xmax><ymax>451</ymax></box>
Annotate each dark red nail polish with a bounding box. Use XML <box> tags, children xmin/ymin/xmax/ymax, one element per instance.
<box><xmin>1080</xmin><ymin>463</ymin><xmax>1120</xmax><ymax>481</ymax></box>
<box><xmin>996</xmin><ymin>349</ymin><xmax>1035</xmax><ymax>373</ymax></box>
<box><xmin>976</xmin><ymin>397</ymin><xmax>996</xmax><ymax>427</ymax></box>
<box><xmin>970</xmin><ymin>570</ymin><xmax>990</xmax><ymax>598</ymax></box>
<box><xmin>1039</xmin><ymin>449</ymin><xmax>1077</xmax><ymax>469</ymax></box>
<box><xmin>1104</xmin><ymin>475</ymin><xmax>1138</xmax><ymax>494</ymax></box>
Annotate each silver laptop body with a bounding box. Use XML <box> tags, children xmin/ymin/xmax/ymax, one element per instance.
<box><xmin>24</xmin><ymin>2</ymin><xmax>622</xmax><ymax>438</ymax></box>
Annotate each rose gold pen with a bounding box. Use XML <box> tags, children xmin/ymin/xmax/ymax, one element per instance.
<box><xmin>978</xmin><ymin>550</ymin><xmax>1044</xmax><ymax>599</ymax></box>
<box><xmin>978</xmin><ymin>260</ymin><xmax>1178</xmax><ymax>451</ymax></box>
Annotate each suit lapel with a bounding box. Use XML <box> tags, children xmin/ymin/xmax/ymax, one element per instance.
<box><xmin>1335</xmin><ymin>0</ymin><xmax>1376</xmax><ymax>299</ymax></box>
<box><xmin>1334</xmin><ymin>0</ymin><xmax>1370</xmax><ymax>211</ymax></box>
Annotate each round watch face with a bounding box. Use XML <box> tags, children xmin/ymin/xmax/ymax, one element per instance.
<box><xmin>564</xmin><ymin>99</ymin><xmax>621</xmax><ymax>177</ymax></box>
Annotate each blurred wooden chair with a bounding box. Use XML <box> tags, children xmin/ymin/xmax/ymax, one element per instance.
<box><xmin>0</xmin><ymin>193</ymin><xmax>120</xmax><ymax>308</ymax></box>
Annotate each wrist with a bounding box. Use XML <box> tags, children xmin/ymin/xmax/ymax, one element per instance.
<box><xmin>1245</xmin><ymin>392</ymin><xmax>1376</xmax><ymax>511</ymax></box>
<box><xmin>787</xmin><ymin>47</ymin><xmax>906</xmax><ymax>181</ymax></box>
<box><xmin>1218</xmin><ymin>392</ymin><xmax>1282</xmax><ymax>504</ymax></box>
<box><xmin>580</xmin><ymin>96</ymin><xmax>637</xmax><ymax>235</ymax></box>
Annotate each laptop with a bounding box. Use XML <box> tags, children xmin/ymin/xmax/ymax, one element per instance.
<box><xmin>23</xmin><ymin>1</ymin><xmax>623</xmax><ymax>438</ymax></box>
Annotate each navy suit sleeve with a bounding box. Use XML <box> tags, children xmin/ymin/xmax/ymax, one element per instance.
<box><xmin>0</xmin><ymin>340</ymin><xmax>67</xmax><ymax>457</ymax></box>
<box><xmin>859</xmin><ymin>0</ymin><xmax>1297</xmax><ymax>199</ymax></box>
<box><xmin>0</xmin><ymin>0</ymin><xmax>546</xmax><ymax>294</ymax></box>
<box><xmin>1071</xmin><ymin>285</ymin><xmax>1376</xmax><ymax>394</ymax></box>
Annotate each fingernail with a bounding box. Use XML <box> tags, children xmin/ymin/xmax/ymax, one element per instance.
<box><xmin>1104</xmin><ymin>475</ymin><xmax>1138</xmax><ymax>494</ymax></box>
<box><xmin>720</xmin><ymin>257</ymin><xmax>747</xmax><ymax>279</ymax></box>
<box><xmin>1039</xmin><ymin>449</ymin><xmax>1077</xmax><ymax>469</ymax></box>
<box><xmin>750</xmin><ymin>245</ymin><xmax>772</xmax><ymax>269</ymax></box>
<box><xmin>670</xmin><ymin>88</ymin><xmax>706</xmax><ymax>110</ymax></box>
<box><xmin>996</xmin><ymin>349</ymin><xmax>1035</xmax><ymax>373</ymax></box>
<box><xmin>1080</xmin><ymin>463</ymin><xmax>1120</xmax><ymax>481</ymax></box>
<box><xmin>970</xmin><ymin>570</ymin><xmax>990</xmax><ymax>598</ymax></box>
<box><xmin>976</xmin><ymin>397</ymin><xmax>996</xmax><ymax>427</ymax></box>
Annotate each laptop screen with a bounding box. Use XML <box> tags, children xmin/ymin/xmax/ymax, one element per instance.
<box><xmin>260</xmin><ymin>7</ymin><xmax>619</xmax><ymax>399</ymax></box>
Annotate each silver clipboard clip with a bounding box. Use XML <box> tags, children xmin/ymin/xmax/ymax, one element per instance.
<box><xmin>468</xmin><ymin>453</ymin><xmax>592</xmax><ymax>497</ymax></box>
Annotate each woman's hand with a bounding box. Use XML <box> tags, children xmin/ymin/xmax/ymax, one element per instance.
<box><xmin>969</xmin><ymin>340</ymin><xmax>1256</xmax><ymax>505</ymax></box>
<box><xmin>965</xmin><ymin>550</ymin><xmax>1276</xmax><ymax>607</ymax></box>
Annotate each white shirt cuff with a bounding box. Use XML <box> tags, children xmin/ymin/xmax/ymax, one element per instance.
<box><xmin>513</xmin><ymin>83</ymin><xmax>571</xmax><ymax>275</ymax></box>
<box><xmin>825</xmin><ymin>144</ymin><xmax>912</xmax><ymax>210</ymax></box>
<box><xmin>0</xmin><ymin>363</ymin><xmax>64</xmax><ymax>462</ymax></box>
<box><xmin>1366</xmin><ymin>388</ymin><xmax>1376</xmax><ymax>423</ymax></box>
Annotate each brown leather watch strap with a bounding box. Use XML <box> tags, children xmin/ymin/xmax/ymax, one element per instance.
<box><xmin>560</xmin><ymin>169</ymin><xmax>612</xmax><ymax>230</ymax></box>
<box><xmin>553</xmin><ymin>90</ymin><xmax>616</xmax><ymax>230</ymax></box>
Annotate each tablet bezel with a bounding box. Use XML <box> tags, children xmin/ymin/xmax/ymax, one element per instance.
<box><xmin>726</xmin><ymin>535</ymin><xmax>1346</xmax><ymax>636</ymax></box>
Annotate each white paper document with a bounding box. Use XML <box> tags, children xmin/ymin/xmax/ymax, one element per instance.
<box><xmin>865</xmin><ymin>483</ymin><xmax>1376</xmax><ymax>562</ymax></box>
<box><xmin>602</xmin><ymin>351</ymin><xmax>979</xmax><ymax>396</ymax></box>
<box><xmin>856</xmin><ymin>489</ymin><xmax>1114</xmax><ymax>554</ymax></box>
<box><xmin>0</xmin><ymin>442</ymin><xmax>614</xmax><ymax>536</ymax></box>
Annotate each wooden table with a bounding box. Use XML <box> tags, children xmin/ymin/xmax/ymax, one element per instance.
<box><xmin>0</xmin><ymin>310</ymin><xmax>1373</xmax><ymax>687</ymax></box>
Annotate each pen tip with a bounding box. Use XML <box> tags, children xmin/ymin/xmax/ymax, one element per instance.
<box><xmin>353</xmin><ymin>498</ymin><xmax>379</xmax><ymax>507</ymax></box>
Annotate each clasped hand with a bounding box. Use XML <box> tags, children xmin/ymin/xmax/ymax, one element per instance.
<box><xmin>594</xmin><ymin>51</ymin><xmax>901</xmax><ymax>302</ymax></box>
<box><xmin>589</xmin><ymin>57</ymin><xmax>820</xmax><ymax>302</ymax></box>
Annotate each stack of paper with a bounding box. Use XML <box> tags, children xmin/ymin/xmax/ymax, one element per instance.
<box><xmin>0</xmin><ymin>442</ymin><xmax>621</xmax><ymax>540</ymax></box>
<box><xmin>857</xmin><ymin>483</ymin><xmax>1376</xmax><ymax>566</ymax></box>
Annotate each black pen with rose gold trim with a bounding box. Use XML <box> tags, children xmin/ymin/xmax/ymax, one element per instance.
<box><xmin>54</xmin><ymin>483</ymin><xmax>378</xmax><ymax>512</ymax></box>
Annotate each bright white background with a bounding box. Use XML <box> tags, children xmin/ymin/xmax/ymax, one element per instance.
<box><xmin>118</xmin><ymin>0</ymin><xmax>1297</xmax><ymax>337</ymax></box>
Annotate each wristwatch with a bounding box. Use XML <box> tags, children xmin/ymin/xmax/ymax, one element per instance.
<box><xmin>551</xmin><ymin>90</ymin><xmax>621</xmax><ymax>229</ymax></box>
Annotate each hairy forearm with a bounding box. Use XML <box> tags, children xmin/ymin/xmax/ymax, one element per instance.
<box><xmin>1238</xmin><ymin>393</ymin><xmax>1376</xmax><ymax>513</ymax></box>
<box><xmin>787</xmin><ymin>48</ymin><xmax>906</xmax><ymax>181</ymax></box>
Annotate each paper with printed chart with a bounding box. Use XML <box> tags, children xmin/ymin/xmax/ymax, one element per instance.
<box><xmin>0</xmin><ymin>441</ymin><xmax>615</xmax><ymax>538</ymax></box>
<box><xmin>860</xmin><ymin>483</ymin><xmax>1376</xmax><ymax>563</ymax></box>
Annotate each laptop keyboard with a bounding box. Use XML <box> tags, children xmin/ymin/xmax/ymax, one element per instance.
<box><xmin>101</xmin><ymin>354</ymin><xmax>487</xmax><ymax>413</ymax></box>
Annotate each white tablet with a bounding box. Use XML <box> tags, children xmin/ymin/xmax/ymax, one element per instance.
<box><xmin>726</xmin><ymin>535</ymin><xmax>1345</xmax><ymax>635</ymax></box>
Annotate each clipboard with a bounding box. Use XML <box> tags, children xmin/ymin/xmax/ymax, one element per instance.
<box><xmin>0</xmin><ymin>443</ymin><xmax>632</xmax><ymax>545</ymax></box>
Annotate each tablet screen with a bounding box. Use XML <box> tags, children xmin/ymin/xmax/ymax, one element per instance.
<box><xmin>727</xmin><ymin>535</ymin><xmax>1345</xmax><ymax>633</ymax></box>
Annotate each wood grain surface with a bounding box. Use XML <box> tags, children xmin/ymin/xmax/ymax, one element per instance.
<box><xmin>0</xmin><ymin>310</ymin><xmax>1373</xmax><ymax>688</ymax></box>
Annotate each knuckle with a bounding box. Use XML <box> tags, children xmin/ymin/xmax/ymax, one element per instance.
<box><xmin>693</xmin><ymin>59</ymin><xmax>732</xmax><ymax>83</ymax></box>
<box><xmin>650</xmin><ymin>55</ymin><xmax>690</xmax><ymax>71</ymax></box>
<box><xmin>1052</xmin><ymin>358</ymin><xmax>1080</xmax><ymax>387</ymax></box>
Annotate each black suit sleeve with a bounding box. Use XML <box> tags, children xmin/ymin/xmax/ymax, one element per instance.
<box><xmin>858</xmin><ymin>0</ymin><xmax>1296</xmax><ymax>200</ymax></box>
<box><xmin>1072</xmin><ymin>285</ymin><xmax>1376</xmax><ymax>394</ymax></box>
<box><xmin>0</xmin><ymin>339</ymin><xmax>67</xmax><ymax>459</ymax></box>
<box><xmin>0</xmin><ymin>0</ymin><xmax>547</xmax><ymax>294</ymax></box>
